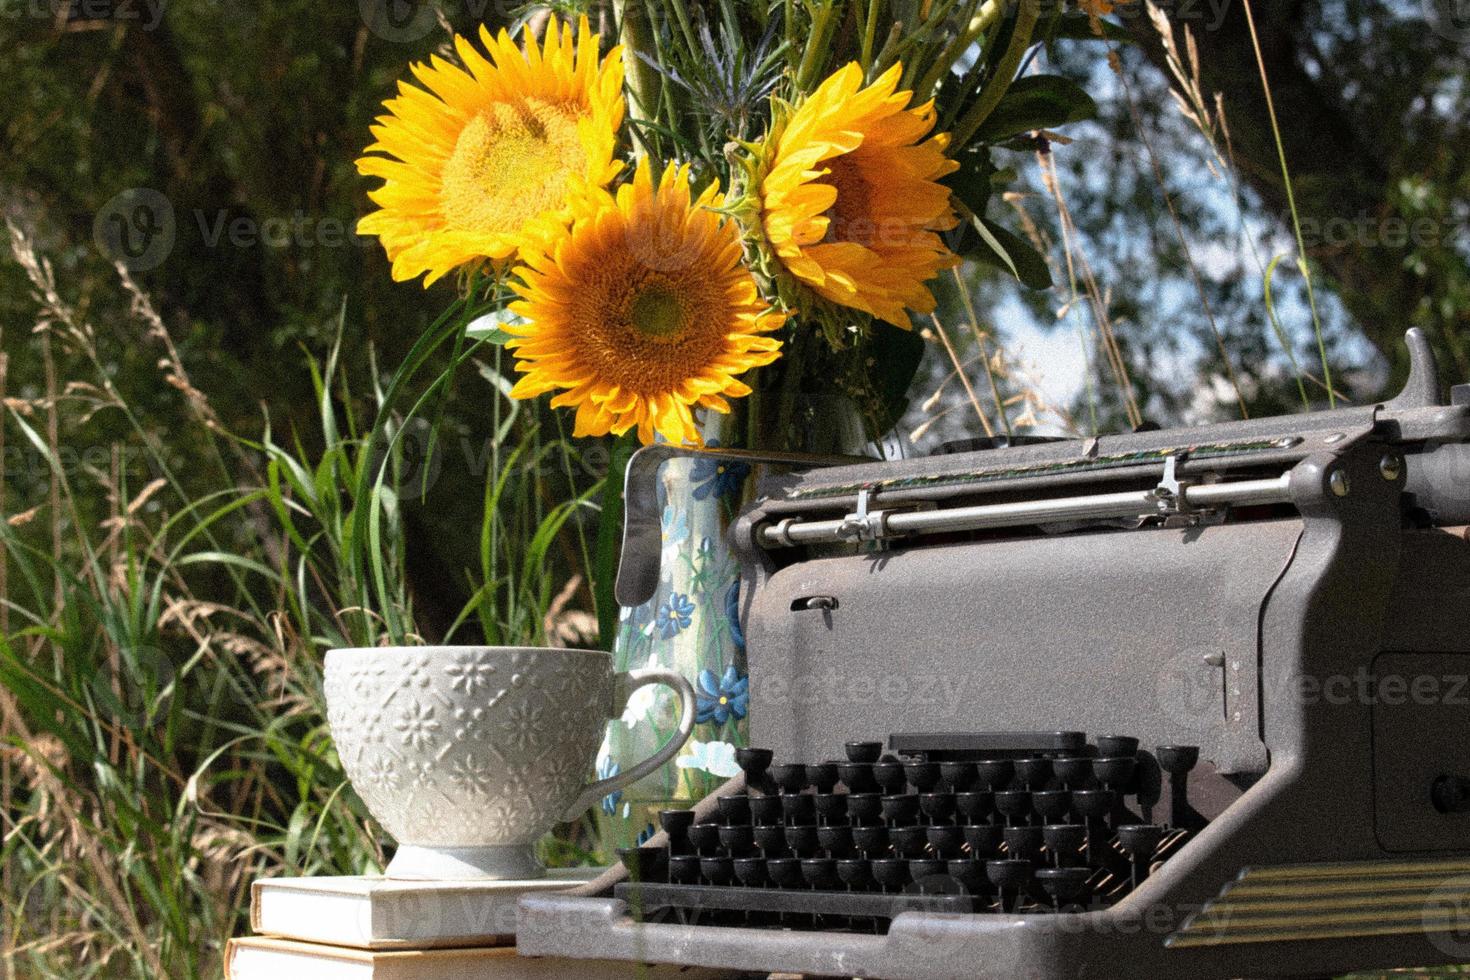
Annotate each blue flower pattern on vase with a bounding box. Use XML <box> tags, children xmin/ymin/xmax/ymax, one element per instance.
<box><xmin>599</xmin><ymin>757</ymin><xmax>626</xmax><ymax>817</ymax></box>
<box><xmin>635</xmin><ymin>822</ymin><xmax>657</xmax><ymax>846</ymax></box>
<box><xmin>724</xmin><ymin>580</ymin><xmax>744</xmax><ymax>650</ymax></box>
<box><xmin>655</xmin><ymin>592</ymin><xmax>695</xmax><ymax>639</ymax></box>
<box><xmin>696</xmin><ymin>666</ymin><xmax>749</xmax><ymax>725</ymax></box>
<box><xmin>691</xmin><ymin>445</ymin><xmax>751</xmax><ymax>501</ymax></box>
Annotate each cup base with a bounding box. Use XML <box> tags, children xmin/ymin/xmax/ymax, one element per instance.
<box><xmin>385</xmin><ymin>844</ymin><xmax>546</xmax><ymax>881</ymax></box>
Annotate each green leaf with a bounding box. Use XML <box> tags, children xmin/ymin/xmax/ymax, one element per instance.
<box><xmin>1045</xmin><ymin>11</ymin><xmax>1134</xmax><ymax>42</ymax></box>
<box><xmin>973</xmin><ymin>75</ymin><xmax>1098</xmax><ymax>142</ymax></box>
<box><xmin>942</xmin><ymin>147</ymin><xmax>997</xmax><ymax>219</ymax></box>
<box><xmin>592</xmin><ymin>434</ymin><xmax>638</xmax><ymax>649</ymax></box>
<box><xmin>968</xmin><ymin>218</ymin><xmax>1053</xmax><ymax>290</ymax></box>
<box><xmin>867</xmin><ymin>321</ymin><xmax>928</xmax><ymax>434</ymax></box>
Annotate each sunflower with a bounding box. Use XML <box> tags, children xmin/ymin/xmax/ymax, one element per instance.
<box><xmin>758</xmin><ymin>62</ymin><xmax>959</xmax><ymax>327</ymax></box>
<box><xmin>356</xmin><ymin>18</ymin><xmax>624</xmax><ymax>286</ymax></box>
<box><xmin>505</xmin><ymin>160</ymin><xmax>785</xmax><ymax>446</ymax></box>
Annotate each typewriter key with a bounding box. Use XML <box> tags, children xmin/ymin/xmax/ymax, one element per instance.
<box><xmin>994</xmin><ymin>789</ymin><xmax>1033</xmax><ymax>826</ymax></box>
<box><xmin>1052</xmin><ymin>756</ymin><xmax>1094</xmax><ymax>789</ymax></box>
<box><xmin>909</xmin><ymin>858</ymin><xmax>949</xmax><ymax>891</ymax></box>
<box><xmin>963</xmin><ymin>824</ymin><xmax>1004</xmax><ymax>859</ymax></box>
<box><xmin>815</xmin><ymin>792</ymin><xmax>848</xmax><ymax>825</ymax></box>
<box><xmin>845</xmin><ymin>792</ymin><xmax>883</xmax><ymax>825</ymax></box>
<box><xmin>1015</xmin><ymin>756</ymin><xmax>1054</xmax><ymax>790</ymax></box>
<box><xmin>926</xmin><ymin>825</ymin><xmax>964</xmax><ymax>859</ymax></box>
<box><xmin>881</xmin><ymin>793</ymin><xmax>920</xmax><ymax>825</ymax></box>
<box><xmin>844</xmin><ymin>740</ymin><xmax>884</xmax><ymax>764</ymax></box>
<box><xmin>873</xmin><ymin>760</ymin><xmax>907</xmax><ymax>794</ymax></box>
<box><xmin>1032</xmin><ymin>789</ymin><xmax>1072</xmax><ymax>824</ymax></box>
<box><xmin>1095</xmin><ymin>734</ymin><xmax>1140</xmax><ymax>757</ymax></box>
<box><xmin>669</xmin><ymin>854</ymin><xmax>701</xmax><ymax>884</ymax></box>
<box><xmin>784</xmin><ymin>824</ymin><xmax>820</xmax><ymax>857</ymax></box>
<box><xmin>717</xmin><ymin>795</ymin><xmax>751</xmax><ymax>826</ymax></box>
<box><xmin>1069</xmin><ymin>790</ymin><xmax>1114</xmax><ymax>863</ymax></box>
<box><xmin>852</xmin><ymin>825</ymin><xmax>890</xmax><ymax>858</ymax></box>
<box><xmin>955</xmin><ymin>790</ymin><xmax>994</xmax><ymax>824</ymax></box>
<box><xmin>1042</xmin><ymin>824</ymin><xmax>1087</xmax><ymax>867</ymax></box>
<box><xmin>904</xmin><ymin>761</ymin><xmax>942</xmax><ymax>793</ymax></box>
<box><xmin>890</xmin><ymin>825</ymin><xmax>928</xmax><ymax>858</ymax></box>
<box><xmin>1004</xmin><ymin>825</ymin><xmax>1044</xmax><ymax>864</ymax></box>
<box><xmin>801</xmin><ymin>857</ymin><xmax>840</xmax><ymax>891</ymax></box>
<box><xmin>749</xmin><ymin>794</ymin><xmax>783</xmax><ymax>826</ymax></box>
<box><xmin>806</xmin><ymin>762</ymin><xmax>840</xmax><ymax>794</ymax></box>
<box><xmin>837</xmin><ymin>857</ymin><xmax>876</xmax><ymax>891</ymax></box>
<box><xmin>1156</xmin><ymin>744</ymin><xmax>1204</xmax><ymax>831</ymax></box>
<box><xmin>735</xmin><ymin>747</ymin><xmax>774</xmax><ymax>788</ymax></box>
<box><xmin>781</xmin><ymin>792</ymin><xmax>817</xmax><ymax>825</ymax></box>
<box><xmin>699</xmin><ymin>855</ymin><xmax>734</xmax><ymax>886</ymax></box>
<box><xmin>687</xmin><ymin>822</ymin><xmax>721</xmax><ymax>856</ymax></box>
<box><xmin>617</xmin><ymin>846</ymin><xmax>669</xmax><ymax>884</ymax></box>
<box><xmin>771</xmin><ymin>763</ymin><xmax>808</xmax><ymax>794</ymax></box>
<box><xmin>1092</xmin><ymin>758</ymin><xmax>1138</xmax><ymax>824</ymax></box>
<box><xmin>1116</xmin><ymin>824</ymin><xmax>1166</xmax><ymax>887</ymax></box>
<box><xmin>947</xmin><ymin>858</ymin><xmax>990</xmax><ymax>901</ymax></box>
<box><xmin>767</xmin><ymin>856</ymin><xmax>804</xmax><ymax>889</ymax></box>
<box><xmin>718</xmin><ymin>824</ymin><xmax>754</xmax><ymax>857</ymax></box>
<box><xmin>919</xmin><ymin>792</ymin><xmax>957</xmax><ymax>825</ymax></box>
<box><xmin>1035</xmin><ymin>866</ymin><xmax>1092</xmax><ymax>912</ymax></box>
<box><xmin>817</xmin><ymin>824</ymin><xmax>855</xmax><ymax>858</ymax></box>
<box><xmin>985</xmin><ymin>859</ymin><xmax>1035</xmax><ymax>912</ymax></box>
<box><xmin>659</xmin><ymin>809</ymin><xmax>695</xmax><ymax>854</ymax></box>
<box><xmin>837</xmin><ymin>762</ymin><xmax>878</xmax><ymax>793</ymax></box>
<box><xmin>733</xmin><ymin>856</ymin><xmax>769</xmax><ymax>888</ymax></box>
<box><xmin>871</xmin><ymin>857</ymin><xmax>912</xmax><ymax>893</ymax></box>
<box><xmin>940</xmin><ymin>761</ymin><xmax>978</xmax><ymax>792</ymax></box>
<box><xmin>974</xmin><ymin>759</ymin><xmax>1015</xmax><ymax>791</ymax></box>
<box><xmin>753</xmin><ymin>824</ymin><xmax>788</xmax><ymax>855</ymax></box>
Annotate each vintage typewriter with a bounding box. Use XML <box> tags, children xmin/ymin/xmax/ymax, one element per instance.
<box><xmin>519</xmin><ymin>330</ymin><xmax>1470</xmax><ymax>978</ymax></box>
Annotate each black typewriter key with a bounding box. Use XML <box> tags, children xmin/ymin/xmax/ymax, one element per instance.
<box><xmin>838</xmin><ymin>762</ymin><xmax>878</xmax><ymax>793</ymax></box>
<box><xmin>735</xmin><ymin>747</ymin><xmax>774</xmax><ymax>790</ymax></box>
<box><xmin>753</xmin><ymin>824</ymin><xmax>788</xmax><ymax>855</ymax></box>
<box><xmin>749</xmin><ymin>794</ymin><xmax>783</xmax><ymax>826</ymax></box>
<box><xmin>784</xmin><ymin>824</ymin><xmax>820</xmax><ymax>857</ymax></box>
<box><xmin>669</xmin><ymin>854</ymin><xmax>701</xmax><ymax>884</ymax></box>
<box><xmin>994</xmin><ymin>789</ymin><xmax>1033</xmax><ymax>826</ymax></box>
<box><xmin>926</xmin><ymin>825</ymin><xmax>964</xmax><ymax>859</ymax></box>
<box><xmin>801</xmin><ymin>857</ymin><xmax>840</xmax><ymax>891</ymax></box>
<box><xmin>771</xmin><ymin>763</ymin><xmax>808</xmax><ymax>794</ymax></box>
<box><xmin>947</xmin><ymin>859</ymin><xmax>990</xmax><ymax>903</ymax></box>
<box><xmin>1052</xmin><ymin>756</ymin><xmax>1094</xmax><ymax>790</ymax></box>
<box><xmin>818</xmin><ymin>824</ymin><xmax>855</xmax><ymax>858</ymax></box>
<box><xmin>767</xmin><ymin>856</ymin><xmax>803</xmax><ymax>889</ymax></box>
<box><xmin>837</xmin><ymin>857</ymin><xmax>876</xmax><ymax>891</ymax></box>
<box><xmin>719</xmin><ymin>824</ymin><xmax>754</xmax><ymax>856</ymax></box>
<box><xmin>717</xmin><ymin>794</ymin><xmax>751</xmax><ymax>826</ymax></box>
<box><xmin>1069</xmin><ymin>789</ymin><xmax>1114</xmax><ymax>863</ymax></box>
<box><xmin>846</xmin><ymin>792</ymin><xmax>882</xmax><ymax>825</ymax></box>
<box><xmin>909</xmin><ymin>858</ymin><xmax>949</xmax><ymax>891</ymax></box>
<box><xmin>700</xmin><ymin>855</ymin><xmax>734</xmax><ymax>886</ymax></box>
<box><xmin>733</xmin><ymin>856</ymin><xmax>769</xmax><ymax>888</ymax></box>
<box><xmin>955</xmin><ymin>790</ymin><xmax>994</xmax><ymax>825</ymax></box>
<box><xmin>904</xmin><ymin>761</ymin><xmax>942</xmax><ymax>794</ymax></box>
<box><xmin>1032</xmin><ymin>789</ymin><xmax>1071</xmax><ymax>824</ymax></box>
<box><xmin>1116</xmin><ymin>824</ymin><xmax>1166</xmax><ymax>887</ymax></box>
<box><xmin>871</xmin><ymin>857</ymin><xmax>912</xmax><ymax>893</ymax></box>
<box><xmin>845</xmin><ymin>740</ymin><xmax>884</xmax><ymax>764</ymax></box>
<box><xmin>806</xmin><ymin>762</ymin><xmax>840</xmax><ymax>794</ymax></box>
<box><xmin>1095</xmin><ymin>734</ymin><xmax>1140</xmax><ymax>758</ymax></box>
<box><xmin>1093</xmin><ymin>757</ymin><xmax>1139</xmax><ymax>824</ymax></box>
<box><xmin>687</xmin><ymin>822</ymin><xmax>721</xmax><ymax>856</ymax></box>
<box><xmin>880</xmin><ymin>793</ymin><xmax>920</xmax><ymax>825</ymax></box>
<box><xmin>781</xmin><ymin>792</ymin><xmax>816</xmax><ymax>825</ymax></box>
<box><xmin>1015</xmin><ymin>756</ymin><xmax>1053</xmax><ymax>790</ymax></box>
<box><xmin>1156</xmin><ymin>744</ymin><xmax>1204</xmax><ymax>831</ymax></box>
<box><xmin>659</xmin><ymin>809</ymin><xmax>695</xmax><ymax>854</ymax></box>
<box><xmin>940</xmin><ymin>761</ymin><xmax>978</xmax><ymax>792</ymax></box>
<box><xmin>617</xmin><ymin>846</ymin><xmax>669</xmax><ymax>884</ymax></box>
<box><xmin>1004</xmin><ymin>825</ymin><xmax>1044</xmax><ymax>864</ymax></box>
<box><xmin>963</xmin><ymin>823</ymin><xmax>1004</xmax><ymax>859</ymax></box>
<box><xmin>1035</xmin><ymin>867</ymin><xmax>1093</xmax><ymax>912</ymax></box>
<box><xmin>890</xmin><ymin>825</ymin><xmax>928</xmax><ymax>858</ymax></box>
<box><xmin>985</xmin><ymin>859</ymin><xmax>1035</xmax><ymax>912</ymax></box>
<box><xmin>852</xmin><ymin>825</ymin><xmax>890</xmax><ymax>858</ymax></box>
<box><xmin>919</xmin><ymin>792</ymin><xmax>956</xmax><ymax>825</ymax></box>
<box><xmin>974</xmin><ymin>759</ymin><xmax>1015</xmax><ymax>791</ymax></box>
<box><xmin>815</xmin><ymin>792</ymin><xmax>848</xmax><ymax>825</ymax></box>
<box><xmin>873</xmin><ymin>760</ymin><xmax>907</xmax><ymax>794</ymax></box>
<box><xmin>1043</xmin><ymin>824</ymin><xmax>1087</xmax><ymax>867</ymax></box>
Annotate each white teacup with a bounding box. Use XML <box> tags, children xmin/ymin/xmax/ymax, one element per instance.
<box><xmin>324</xmin><ymin>646</ymin><xmax>695</xmax><ymax>880</ymax></box>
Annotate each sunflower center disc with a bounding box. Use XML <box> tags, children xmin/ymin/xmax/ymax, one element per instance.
<box><xmin>629</xmin><ymin>286</ymin><xmax>685</xmax><ymax>338</ymax></box>
<box><xmin>820</xmin><ymin>154</ymin><xmax>878</xmax><ymax>247</ymax></box>
<box><xmin>441</xmin><ymin>98</ymin><xmax>583</xmax><ymax>235</ymax></box>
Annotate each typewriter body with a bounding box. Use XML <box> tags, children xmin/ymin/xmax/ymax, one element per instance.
<box><xmin>519</xmin><ymin>331</ymin><xmax>1470</xmax><ymax>978</ymax></box>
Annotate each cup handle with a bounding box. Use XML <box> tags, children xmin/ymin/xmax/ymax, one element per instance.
<box><xmin>563</xmin><ymin>668</ymin><xmax>697</xmax><ymax>822</ymax></box>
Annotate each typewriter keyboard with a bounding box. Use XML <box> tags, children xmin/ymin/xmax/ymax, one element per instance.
<box><xmin>614</xmin><ymin>733</ymin><xmax>1206</xmax><ymax>933</ymax></box>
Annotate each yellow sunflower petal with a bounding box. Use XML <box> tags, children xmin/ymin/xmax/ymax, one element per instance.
<box><xmin>758</xmin><ymin>61</ymin><xmax>958</xmax><ymax>327</ymax></box>
<box><xmin>355</xmin><ymin>16</ymin><xmax>625</xmax><ymax>286</ymax></box>
<box><xmin>505</xmin><ymin>159</ymin><xmax>785</xmax><ymax>447</ymax></box>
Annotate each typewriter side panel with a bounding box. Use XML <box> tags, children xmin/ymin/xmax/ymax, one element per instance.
<box><xmin>743</xmin><ymin>519</ymin><xmax>1301</xmax><ymax>775</ymax></box>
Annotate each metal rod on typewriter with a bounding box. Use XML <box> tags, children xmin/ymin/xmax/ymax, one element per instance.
<box><xmin>756</xmin><ymin>473</ymin><xmax>1294</xmax><ymax>548</ymax></box>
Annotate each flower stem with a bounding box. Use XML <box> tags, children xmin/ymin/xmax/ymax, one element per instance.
<box><xmin>951</xmin><ymin>0</ymin><xmax>1038</xmax><ymax>148</ymax></box>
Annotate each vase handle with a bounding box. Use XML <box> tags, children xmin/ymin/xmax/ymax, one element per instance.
<box><xmin>563</xmin><ymin>668</ymin><xmax>697</xmax><ymax>822</ymax></box>
<box><xmin>615</xmin><ymin>444</ymin><xmax>867</xmax><ymax>607</ymax></box>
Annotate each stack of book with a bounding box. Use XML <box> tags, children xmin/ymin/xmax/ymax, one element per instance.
<box><xmin>225</xmin><ymin>870</ymin><xmax>723</xmax><ymax>979</ymax></box>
